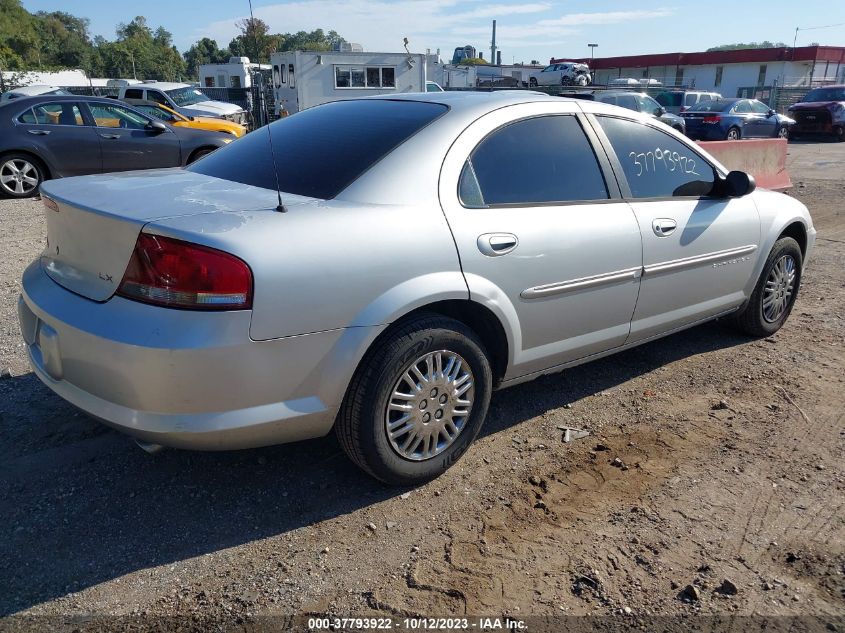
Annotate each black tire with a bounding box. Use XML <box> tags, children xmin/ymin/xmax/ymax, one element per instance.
<box><xmin>336</xmin><ymin>313</ymin><xmax>493</xmax><ymax>486</ymax></box>
<box><xmin>561</xmin><ymin>75</ymin><xmax>574</xmax><ymax>86</ymax></box>
<box><xmin>777</xmin><ymin>126</ymin><xmax>790</xmax><ymax>139</ymax></box>
<box><xmin>834</xmin><ymin>126</ymin><xmax>844</xmax><ymax>142</ymax></box>
<box><xmin>726</xmin><ymin>127</ymin><xmax>741</xmax><ymax>141</ymax></box>
<box><xmin>187</xmin><ymin>147</ymin><xmax>214</xmax><ymax>164</ymax></box>
<box><xmin>529</xmin><ymin>78</ymin><xmax>537</xmax><ymax>87</ymax></box>
<box><xmin>730</xmin><ymin>237</ymin><xmax>802</xmax><ymax>337</ymax></box>
<box><xmin>0</xmin><ymin>153</ymin><xmax>46</xmax><ymax>199</ymax></box>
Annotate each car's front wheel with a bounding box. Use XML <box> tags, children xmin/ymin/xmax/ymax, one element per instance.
<box><xmin>0</xmin><ymin>154</ymin><xmax>45</xmax><ymax>198</ymax></box>
<box><xmin>834</xmin><ymin>126</ymin><xmax>844</xmax><ymax>142</ymax></box>
<box><xmin>730</xmin><ymin>237</ymin><xmax>802</xmax><ymax>337</ymax></box>
<box><xmin>529</xmin><ymin>78</ymin><xmax>538</xmax><ymax>87</ymax></box>
<box><xmin>336</xmin><ymin>313</ymin><xmax>493</xmax><ymax>485</ymax></box>
<box><xmin>777</xmin><ymin>126</ymin><xmax>790</xmax><ymax>139</ymax></box>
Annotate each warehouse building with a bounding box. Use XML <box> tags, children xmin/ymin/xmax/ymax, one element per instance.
<box><xmin>553</xmin><ymin>45</ymin><xmax>845</xmax><ymax>96</ymax></box>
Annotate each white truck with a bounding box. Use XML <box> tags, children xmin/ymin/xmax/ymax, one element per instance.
<box><xmin>109</xmin><ymin>80</ymin><xmax>246</xmax><ymax>124</ymax></box>
<box><xmin>199</xmin><ymin>56</ymin><xmax>271</xmax><ymax>90</ymax></box>
<box><xmin>270</xmin><ymin>50</ymin><xmax>427</xmax><ymax>116</ymax></box>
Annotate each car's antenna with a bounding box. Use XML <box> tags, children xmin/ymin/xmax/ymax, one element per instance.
<box><xmin>247</xmin><ymin>0</ymin><xmax>286</xmax><ymax>212</ymax></box>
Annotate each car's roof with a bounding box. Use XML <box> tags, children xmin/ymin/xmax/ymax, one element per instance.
<box><xmin>598</xmin><ymin>91</ymin><xmax>651</xmax><ymax>97</ymax></box>
<box><xmin>7</xmin><ymin>85</ymin><xmax>61</xmax><ymax>94</ymax></box>
<box><xmin>136</xmin><ymin>82</ymin><xmax>191</xmax><ymax>90</ymax></box>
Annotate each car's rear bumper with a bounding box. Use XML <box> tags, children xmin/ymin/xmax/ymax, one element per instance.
<box><xmin>19</xmin><ymin>260</ymin><xmax>349</xmax><ymax>450</ymax></box>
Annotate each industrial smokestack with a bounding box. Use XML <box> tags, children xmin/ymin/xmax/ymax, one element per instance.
<box><xmin>491</xmin><ymin>20</ymin><xmax>497</xmax><ymax>66</ymax></box>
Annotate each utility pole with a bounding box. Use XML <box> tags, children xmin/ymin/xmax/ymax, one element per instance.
<box><xmin>129</xmin><ymin>51</ymin><xmax>137</xmax><ymax>79</ymax></box>
<box><xmin>588</xmin><ymin>43</ymin><xmax>598</xmax><ymax>61</ymax></box>
<box><xmin>490</xmin><ymin>20</ymin><xmax>497</xmax><ymax>66</ymax></box>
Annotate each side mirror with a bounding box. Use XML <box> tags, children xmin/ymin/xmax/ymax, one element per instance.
<box><xmin>146</xmin><ymin>120</ymin><xmax>167</xmax><ymax>133</ymax></box>
<box><xmin>768</xmin><ymin>109</ymin><xmax>776</xmax><ymax>117</ymax></box>
<box><xmin>721</xmin><ymin>170</ymin><xmax>756</xmax><ymax>197</ymax></box>
<box><xmin>657</xmin><ymin>106</ymin><xmax>666</xmax><ymax>116</ymax></box>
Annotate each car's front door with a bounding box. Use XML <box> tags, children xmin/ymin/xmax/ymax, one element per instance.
<box><xmin>748</xmin><ymin>100</ymin><xmax>778</xmax><ymax>137</ymax></box>
<box><xmin>15</xmin><ymin>101</ymin><xmax>102</xmax><ymax>176</ymax></box>
<box><xmin>439</xmin><ymin>102</ymin><xmax>643</xmax><ymax>380</ymax></box>
<box><xmin>82</xmin><ymin>102</ymin><xmax>182</xmax><ymax>171</ymax></box>
<box><xmin>591</xmin><ymin>114</ymin><xmax>760</xmax><ymax>342</ymax></box>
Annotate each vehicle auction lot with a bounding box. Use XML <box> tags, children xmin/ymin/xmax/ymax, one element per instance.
<box><xmin>0</xmin><ymin>142</ymin><xmax>843</xmax><ymax>627</ymax></box>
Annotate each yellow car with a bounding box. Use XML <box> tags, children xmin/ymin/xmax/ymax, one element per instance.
<box><xmin>125</xmin><ymin>101</ymin><xmax>246</xmax><ymax>138</ymax></box>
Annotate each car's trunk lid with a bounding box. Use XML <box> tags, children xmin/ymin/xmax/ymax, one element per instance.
<box><xmin>38</xmin><ymin>169</ymin><xmax>282</xmax><ymax>301</ymax></box>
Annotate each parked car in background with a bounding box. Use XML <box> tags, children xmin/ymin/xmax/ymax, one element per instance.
<box><xmin>0</xmin><ymin>85</ymin><xmax>72</xmax><ymax>103</ymax></box>
<box><xmin>425</xmin><ymin>81</ymin><xmax>445</xmax><ymax>92</ymax></box>
<box><xmin>607</xmin><ymin>78</ymin><xmax>662</xmax><ymax>87</ymax></box>
<box><xmin>122</xmin><ymin>100</ymin><xmax>246</xmax><ymax>137</ymax></box>
<box><xmin>682</xmin><ymin>98</ymin><xmax>794</xmax><ymax>141</ymax></box>
<box><xmin>18</xmin><ymin>92</ymin><xmax>814</xmax><ymax>485</ymax></box>
<box><xmin>0</xmin><ymin>95</ymin><xmax>233</xmax><ymax>198</ymax></box>
<box><xmin>113</xmin><ymin>81</ymin><xmax>246</xmax><ymax>124</ymax></box>
<box><xmin>656</xmin><ymin>90</ymin><xmax>722</xmax><ymax>114</ymax></box>
<box><xmin>787</xmin><ymin>85</ymin><xmax>845</xmax><ymax>142</ymax></box>
<box><xmin>595</xmin><ymin>91</ymin><xmax>686</xmax><ymax>133</ymax></box>
<box><xmin>529</xmin><ymin>62</ymin><xmax>591</xmax><ymax>87</ymax></box>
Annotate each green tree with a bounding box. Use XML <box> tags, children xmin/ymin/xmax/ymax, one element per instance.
<box><xmin>34</xmin><ymin>11</ymin><xmax>94</xmax><ymax>70</ymax></box>
<box><xmin>0</xmin><ymin>0</ymin><xmax>40</xmax><ymax>69</ymax></box>
<box><xmin>706</xmin><ymin>41</ymin><xmax>788</xmax><ymax>52</ymax></box>
<box><xmin>459</xmin><ymin>57</ymin><xmax>487</xmax><ymax>65</ymax></box>
<box><xmin>228</xmin><ymin>17</ymin><xmax>280</xmax><ymax>62</ymax></box>
<box><xmin>184</xmin><ymin>37</ymin><xmax>232</xmax><ymax>79</ymax></box>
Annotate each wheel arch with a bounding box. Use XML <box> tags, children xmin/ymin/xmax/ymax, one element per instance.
<box><xmin>778</xmin><ymin>220</ymin><xmax>807</xmax><ymax>259</ymax></box>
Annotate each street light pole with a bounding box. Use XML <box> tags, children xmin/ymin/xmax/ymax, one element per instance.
<box><xmin>588</xmin><ymin>43</ymin><xmax>598</xmax><ymax>61</ymax></box>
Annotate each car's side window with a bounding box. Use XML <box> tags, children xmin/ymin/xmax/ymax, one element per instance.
<box><xmin>459</xmin><ymin>115</ymin><xmax>609</xmax><ymax>207</ymax></box>
<box><xmin>597</xmin><ymin>116</ymin><xmax>717</xmax><ymax>199</ymax></box>
<box><xmin>750</xmin><ymin>101</ymin><xmax>770</xmax><ymax>114</ymax></box>
<box><xmin>87</xmin><ymin>104</ymin><xmax>150</xmax><ymax>130</ymax></box>
<box><xmin>146</xmin><ymin>91</ymin><xmax>168</xmax><ymax>106</ymax></box>
<box><xmin>617</xmin><ymin>94</ymin><xmax>638</xmax><ymax>111</ymax></box>
<box><xmin>638</xmin><ymin>95</ymin><xmax>661</xmax><ymax>116</ymax></box>
<box><xmin>25</xmin><ymin>102</ymin><xmax>84</xmax><ymax>126</ymax></box>
<box><xmin>733</xmin><ymin>100</ymin><xmax>752</xmax><ymax>114</ymax></box>
<box><xmin>124</xmin><ymin>89</ymin><xmax>143</xmax><ymax>99</ymax></box>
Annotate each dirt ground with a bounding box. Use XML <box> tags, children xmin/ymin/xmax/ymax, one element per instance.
<box><xmin>0</xmin><ymin>141</ymin><xmax>843</xmax><ymax>631</ymax></box>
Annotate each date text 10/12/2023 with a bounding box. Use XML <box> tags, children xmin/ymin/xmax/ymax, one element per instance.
<box><xmin>306</xmin><ymin>616</ymin><xmax>528</xmax><ymax>630</ymax></box>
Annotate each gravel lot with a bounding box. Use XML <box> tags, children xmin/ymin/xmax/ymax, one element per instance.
<box><xmin>0</xmin><ymin>142</ymin><xmax>843</xmax><ymax>630</ymax></box>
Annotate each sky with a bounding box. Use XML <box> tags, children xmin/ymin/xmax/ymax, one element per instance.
<box><xmin>21</xmin><ymin>0</ymin><xmax>845</xmax><ymax>64</ymax></box>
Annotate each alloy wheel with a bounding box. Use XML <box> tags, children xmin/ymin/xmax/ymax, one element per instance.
<box><xmin>762</xmin><ymin>255</ymin><xmax>796</xmax><ymax>323</ymax></box>
<box><xmin>384</xmin><ymin>350</ymin><xmax>475</xmax><ymax>461</ymax></box>
<box><xmin>777</xmin><ymin>127</ymin><xmax>789</xmax><ymax>138</ymax></box>
<box><xmin>0</xmin><ymin>159</ymin><xmax>39</xmax><ymax>196</ymax></box>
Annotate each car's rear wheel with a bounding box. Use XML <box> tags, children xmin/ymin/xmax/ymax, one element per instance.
<box><xmin>0</xmin><ymin>154</ymin><xmax>45</xmax><ymax>198</ymax></box>
<box><xmin>726</xmin><ymin>127</ymin><xmax>741</xmax><ymax>140</ymax></box>
<box><xmin>561</xmin><ymin>76</ymin><xmax>574</xmax><ymax>86</ymax></box>
<box><xmin>834</xmin><ymin>126</ymin><xmax>844</xmax><ymax>142</ymax></box>
<box><xmin>336</xmin><ymin>313</ymin><xmax>493</xmax><ymax>485</ymax></box>
<box><xmin>730</xmin><ymin>237</ymin><xmax>802</xmax><ymax>337</ymax></box>
<box><xmin>529</xmin><ymin>78</ymin><xmax>538</xmax><ymax>87</ymax></box>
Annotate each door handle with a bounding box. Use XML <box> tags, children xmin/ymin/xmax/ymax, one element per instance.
<box><xmin>652</xmin><ymin>218</ymin><xmax>677</xmax><ymax>237</ymax></box>
<box><xmin>27</xmin><ymin>129</ymin><xmax>50</xmax><ymax>135</ymax></box>
<box><xmin>477</xmin><ymin>233</ymin><xmax>518</xmax><ymax>257</ymax></box>
<box><xmin>99</xmin><ymin>133</ymin><xmax>120</xmax><ymax>140</ymax></box>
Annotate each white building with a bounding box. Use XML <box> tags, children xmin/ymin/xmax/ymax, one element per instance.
<box><xmin>199</xmin><ymin>57</ymin><xmax>271</xmax><ymax>89</ymax></box>
<box><xmin>269</xmin><ymin>50</ymin><xmax>426</xmax><ymax>115</ymax></box>
<box><xmin>552</xmin><ymin>45</ymin><xmax>845</xmax><ymax>96</ymax></box>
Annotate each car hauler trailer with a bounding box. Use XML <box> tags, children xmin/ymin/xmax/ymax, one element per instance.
<box><xmin>270</xmin><ymin>50</ymin><xmax>427</xmax><ymax>116</ymax></box>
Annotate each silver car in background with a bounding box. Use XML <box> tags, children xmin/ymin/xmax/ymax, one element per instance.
<box><xmin>19</xmin><ymin>92</ymin><xmax>815</xmax><ymax>485</ymax></box>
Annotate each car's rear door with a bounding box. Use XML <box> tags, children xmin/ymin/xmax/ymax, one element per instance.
<box><xmin>82</xmin><ymin>102</ymin><xmax>181</xmax><ymax>171</ymax></box>
<box><xmin>438</xmin><ymin>101</ymin><xmax>643</xmax><ymax>380</ymax></box>
<box><xmin>15</xmin><ymin>101</ymin><xmax>101</xmax><ymax>176</ymax></box>
<box><xmin>588</xmin><ymin>114</ymin><xmax>760</xmax><ymax>342</ymax></box>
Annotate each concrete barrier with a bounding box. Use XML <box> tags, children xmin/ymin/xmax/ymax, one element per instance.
<box><xmin>698</xmin><ymin>138</ymin><xmax>792</xmax><ymax>191</ymax></box>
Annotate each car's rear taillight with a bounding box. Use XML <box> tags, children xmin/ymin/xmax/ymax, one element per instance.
<box><xmin>117</xmin><ymin>234</ymin><xmax>252</xmax><ymax>310</ymax></box>
<box><xmin>703</xmin><ymin>115</ymin><xmax>722</xmax><ymax>123</ymax></box>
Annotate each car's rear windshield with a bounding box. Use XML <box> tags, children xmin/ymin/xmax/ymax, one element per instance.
<box><xmin>187</xmin><ymin>99</ymin><xmax>448</xmax><ymax>199</ymax></box>
<box><xmin>655</xmin><ymin>92</ymin><xmax>682</xmax><ymax>107</ymax></box>
<box><xmin>801</xmin><ymin>87</ymin><xmax>845</xmax><ymax>102</ymax></box>
<box><xmin>687</xmin><ymin>100</ymin><xmax>732</xmax><ymax>112</ymax></box>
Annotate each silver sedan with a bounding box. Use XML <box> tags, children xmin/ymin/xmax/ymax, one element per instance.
<box><xmin>19</xmin><ymin>92</ymin><xmax>815</xmax><ymax>484</ymax></box>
